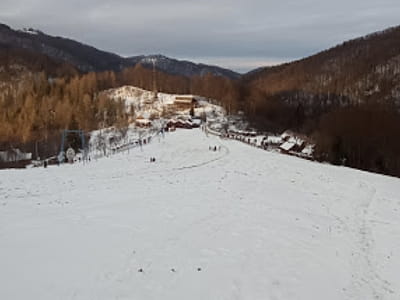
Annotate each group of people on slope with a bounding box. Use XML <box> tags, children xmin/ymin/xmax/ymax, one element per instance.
<box><xmin>209</xmin><ymin>145</ymin><xmax>221</xmax><ymax>152</ymax></box>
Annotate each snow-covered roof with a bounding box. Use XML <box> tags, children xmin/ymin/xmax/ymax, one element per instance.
<box><xmin>281</xmin><ymin>131</ymin><xmax>292</xmax><ymax>140</ymax></box>
<box><xmin>288</xmin><ymin>136</ymin><xmax>304</xmax><ymax>146</ymax></box>
<box><xmin>174</xmin><ymin>95</ymin><xmax>196</xmax><ymax>104</ymax></box>
<box><xmin>266</xmin><ymin>136</ymin><xmax>282</xmax><ymax>144</ymax></box>
<box><xmin>136</xmin><ymin>118</ymin><xmax>151</xmax><ymax>124</ymax></box>
<box><xmin>280</xmin><ymin>141</ymin><xmax>296</xmax><ymax>152</ymax></box>
<box><xmin>175</xmin><ymin>95</ymin><xmax>196</xmax><ymax>100</ymax></box>
<box><xmin>192</xmin><ymin>119</ymin><xmax>202</xmax><ymax>126</ymax></box>
<box><xmin>0</xmin><ymin>149</ymin><xmax>32</xmax><ymax>162</ymax></box>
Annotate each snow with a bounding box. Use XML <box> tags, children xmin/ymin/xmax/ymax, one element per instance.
<box><xmin>20</xmin><ymin>28</ymin><xmax>39</xmax><ymax>35</ymax></box>
<box><xmin>287</xmin><ymin>136</ymin><xmax>304</xmax><ymax>147</ymax></box>
<box><xmin>302</xmin><ymin>144</ymin><xmax>315</xmax><ymax>156</ymax></box>
<box><xmin>103</xmin><ymin>86</ymin><xmax>225</xmax><ymax>130</ymax></box>
<box><xmin>265</xmin><ymin>136</ymin><xmax>282</xmax><ymax>144</ymax></box>
<box><xmin>192</xmin><ymin>119</ymin><xmax>202</xmax><ymax>126</ymax></box>
<box><xmin>104</xmin><ymin>86</ymin><xmax>176</xmax><ymax>116</ymax></box>
<box><xmin>1</xmin><ymin>129</ymin><xmax>400</xmax><ymax>300</ymax></box>
<box><xmin>281</xmin><ymin>131</ymin><xmax>292</xmax><ymax>140</ymax></box>
<box><xmin>280</xmin><ymin>141</ymin><xmax>296</xmax><ymax>151</ymax></box>
<box><xmin>135</xmin><ymin>118</ymin><xmax>151</xmax><ymax>125</ymax></box>
<box><xmin>0</xmin><ymin>149</ymin><xmax>32</xmax><ymax>162</ymax></box>
<box><xmin>88</xmin><ymin>125</ymin><xmax>159</xmax><ymax>159</ymax></box>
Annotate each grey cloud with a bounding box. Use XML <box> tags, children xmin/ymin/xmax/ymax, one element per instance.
<box><xmin>0</xmin><ymin>0</ymin><xmax>399</xmax><ymax>72</ymax></box>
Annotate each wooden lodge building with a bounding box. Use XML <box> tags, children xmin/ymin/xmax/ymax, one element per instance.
<box><xmin>135</xmin><ymin>116</ymin><xmax>152</xmax><ymax>128</ymax></box>
<box><xmin>173</xmin><ymin>95</ymin><xmax>198</xmax><ymax>110</ymax></box>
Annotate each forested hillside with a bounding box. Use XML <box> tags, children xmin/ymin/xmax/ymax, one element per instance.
<box><xmin>0</xmin><ymin>58</ymin><xmax>238</xmax><ymax>157</ymax></box>
<box><xmin>0</xmin><ymin>24</ymin><xmax>240</xmax><ymax>78</ymax></box>
<box><xmin>243</xmin><ymin>25</ymin><xmax>400</xmax><ymax>118</ymax></box>
<box><xmin>128</xmin><ymin>55</ymin><xmax>240</xmax><ymax>79</ymax></box>
<box><xmin>1</xmin><ymin>24</ymin><xmax>400</xmax><ymax>176</ymax></box>
<box><xmin>240</xmin><ymin>26</ymin><xmax>400</xmax><ymax>176</ymax></box>
<box><xmin>0</xmin><ymin>24</ymin><xmax>130</xmax><ymax>72</ymax></box>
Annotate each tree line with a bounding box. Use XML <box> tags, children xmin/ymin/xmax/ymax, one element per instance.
<box><xmin>1</xmin><ymin>26</ymin><xmax>400</xmax><ymax>177</ymax></box>
<box><xmin>0</xmin><ymin>62</ymin><xmax>241</xmax><ymax>158</ymax></box>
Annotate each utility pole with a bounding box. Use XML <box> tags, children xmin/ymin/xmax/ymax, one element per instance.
<box><xmin>152</xmin><ymin>58</ymin><xmax>158</xmax><ymax>102</ymax></box>
<box><xmin>45</xmin><ymin>109</ymin><xmax>55</xmax><ymax>161</ymax></box>
<box><xmin>35</xmin><ymin>140</ymin><xmax>39</xmax><ymax>161</ymax></box>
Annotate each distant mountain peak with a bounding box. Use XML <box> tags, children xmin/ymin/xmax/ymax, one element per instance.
<box><xmin>0</xmin><ymin>23</ymin><xmax>239</xmax><ymax>78</ymax></box>
<box><xmin>128</xmin><ymin>54</ymin><xmax>240</xmax><ymax>79</ymax></box>
<box><xmin>0</xmin><ymin>23</ymin><xmax>131</xmax><ymax>72</ymax></box>
<box><xmin>0</xmin><ymin>23</ymin><xmax>11</xmax><ymax>31</ymax></box>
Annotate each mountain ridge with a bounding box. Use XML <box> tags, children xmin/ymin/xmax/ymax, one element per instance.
<box><xmin>0</xmin><ymin>23</ymin><xmax>129</xmax><ymax>72</ymax></box>
<box><xmin>243</xmin><ymin>24</ymin><xmax>400</xmax><ymax>108</ymax></box>
<box><xmin>0</xmin><ymin>23</ymin><xmax>239</xmax><ymax>78</ymax></box>
<box><xmin>127</xmin><ymin>54</ymin><xmax>240</xmax><ymax>79</ymax></box>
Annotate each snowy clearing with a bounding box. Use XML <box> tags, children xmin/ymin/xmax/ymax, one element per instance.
<box><xmin>104</xmin><ymin>85</ymin><xmax>224</xmax><ymax>119</ymax></box>
<box><xmin>1</xmin><ymin>129</ymin><xmax>400</xmax><ymax>300</ymax></box>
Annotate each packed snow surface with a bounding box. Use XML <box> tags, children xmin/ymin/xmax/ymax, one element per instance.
<box><xmin>1</xmin><ymin>129</ymin><xmax>400</xmax><ymax>300</ymax></box>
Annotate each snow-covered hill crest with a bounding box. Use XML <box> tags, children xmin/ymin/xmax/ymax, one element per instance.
<box><xmin>102</xmin><ymin>85</ymin><xmax>225</xmax><ymax>119</ymax></box>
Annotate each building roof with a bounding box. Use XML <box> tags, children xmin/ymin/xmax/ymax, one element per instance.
<box><xmin>280</xmin><ymin>141</ymin><xmax>296</xmax><ymax>152</ymax></box>
<box><xmin>136</xmin><ymin>118</ymin><xmax>151</xmax><ymax>124</ymax></box>
<box><xmin>0</xmin><ymin>149</ymin><xmax>32</xmax><ymax>162</ymax></box>
<box><xmin>174</xmin><ymin>95</ymin><xmax>197</xmax><ymax>104</ymax></box>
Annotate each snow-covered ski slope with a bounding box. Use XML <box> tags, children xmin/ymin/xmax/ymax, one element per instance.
<box><xmin>1</xmin><ymin>129</ymin><xmax>399</xmax><ymax>300</ymax></box>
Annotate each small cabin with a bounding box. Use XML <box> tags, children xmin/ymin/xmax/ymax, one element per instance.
<box><xmin>279</xmin><ymin>136</ymin><xmax>305</xmax><ymax>154</ymax></box>
<box><xmin>0</xmin><ymin>149</ymin><xmax>32</xmax><ymax>162</ymax></box>
<box><xmin>279</xmin><ymin>141</ymin><xmax>296</xmax><ymax>154</ymax></box>
<box><xmin>0</xmin><ymin>149</ymin><xmax>32</xmax><ymax>169</ymax></box>
<box><xmin>166</xmin><ymin>118</ymin><xmax>196</xmax><ymax>129</ymax></box>
<box><xmin>135</xmin><ymin>116</ymin><xmax>152</xmax><ymax>128</ymax></box>
<box><xmin>174</xmin><ymin>95</ymin><xmax>198</xmax><ymax>109</ymax></box>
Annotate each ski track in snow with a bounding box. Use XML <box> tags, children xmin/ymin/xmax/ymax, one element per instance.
<box><xmin>0</xmin><ymin>129</ymin><xmax>400</xmax><ymax>300</ymax></box>
<box><xmin>346</xmin><ymin>183</ymin><xmax>394</xmax><ymax>300</ymax></box>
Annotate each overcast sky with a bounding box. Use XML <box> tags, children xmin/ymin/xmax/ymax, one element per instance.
<box><xmin>1</xmin><ymin>0</ymin><xmax>399</xmax><ymax>72</ymax></box>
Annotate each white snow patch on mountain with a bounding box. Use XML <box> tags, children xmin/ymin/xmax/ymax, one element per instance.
<box><xmin>19</xmin><ymin>28</ymin><xmax>39</xmax><ymax>35</ymax></box>
<box><xmin>103</xmin><ymin>85</ymin><xmax>225</xmax><ymax>118</ymax></box>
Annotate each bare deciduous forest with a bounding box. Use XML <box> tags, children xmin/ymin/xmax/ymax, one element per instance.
<box><xmin>1</xmin><ymin>25</ymin><xmax>400</xmax><ymax>176</ymax></box>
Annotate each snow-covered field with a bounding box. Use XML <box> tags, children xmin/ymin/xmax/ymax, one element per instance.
<box><xmin>1</xmin><ymin>129</ymin><xmax>400</xmax><ymax>300</ymax></box>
